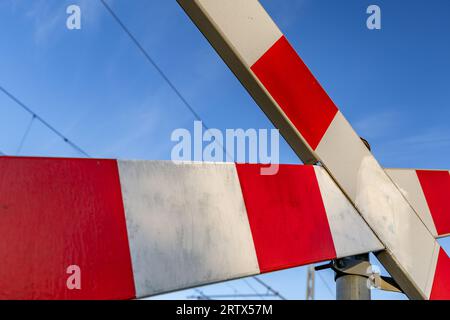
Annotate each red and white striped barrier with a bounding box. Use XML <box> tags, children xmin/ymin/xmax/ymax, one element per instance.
<box><xmin>386</xmin><ymin>169</ymin><xmax>450</xmax><ymax>238</ymax></box>
<box><xmin>0</xmin><ymin>156</ymin><xmax>382</xmax><ymax>299</ymax></box>
<box><xmin>428</xmin><ymin>247</ymin><xmax>450</xmax><ymax>300</ymax></box>
<box><xmin>385</xmin><ymin>169</ymin><xmax>450</xmax><ymax>300</ymax></box>
<box><xmin>177</xmin><ymin>0</ymin><xmax>449</xmax><ymax>299</ymax></box>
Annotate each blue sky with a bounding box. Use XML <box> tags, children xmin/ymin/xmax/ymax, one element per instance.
<box><xmin>0</xmin><ymin>0</ymin><xmax>449</xmax><ymax>300</ymax></box>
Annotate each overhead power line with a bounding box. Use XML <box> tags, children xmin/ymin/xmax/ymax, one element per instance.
<box><xmin>188</xmin><ymin>293</ymin><xmax>279</xmax><ymax>299</ymax></box>
<box><xmin>16</xmin><ymin>114</ymin><xmax>36</xmax><ymax>155</ymax></box>
<box><xmin>0</xmin><ymin>85</ymin><xmax>90</xmax><ymax>158</ymax></box>
<box><xmin>192</xmin><ymin>289</ymin><xmax>211</xmax><ymax>300</ymax></box>
<box><xmin>99</xmin><ymin>0</ymin><xmax>235</xmax><ymax>161</ymax></box>
<box><xmin>254</xmin><ymin>277</ymin><xmax>287</xmax><ymax>300</ymax></box>
<box><xmin>243</xmin><ymin>278</ymin><xmax>265</xmax><ymax>300</ymax></box>
<box><xmin>317</xmin><ymin>270</ymin><xmax>334</xmax><ymax>299</ymax></box>
<box><xmin>187</xmin><ymin>277</ymin><xmax>287</xmax><ymax>300</ymax></box>
<box><xmin>100</xmin><ymin>0</ymin><xmax>206</xmax><ymax>126</ymax></box>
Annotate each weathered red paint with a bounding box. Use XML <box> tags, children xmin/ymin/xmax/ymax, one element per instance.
<box><xmin>417</xmin><ymin>170</ymin><xmax>450</xmax><ymax>236</ymax></box>
<box><xmin>0</xmin><ymin>157</ymin><xmax>135</xmax><ymax>300</ymax></box>
<box><xmin>236</xmin><ymin>164</ymin><xmax>336</xmax><ymax>273</ymax></box>
<box><xmin>251</xmin><ymin>36</ymin><xmax>338</xmax><ymax>150</ymax></box>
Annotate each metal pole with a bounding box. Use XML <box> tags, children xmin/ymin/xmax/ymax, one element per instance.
<box><xmin>333</xmin><ymin>137</ymin><xmax>373</xmax><ymax>301</ymax></box>
<box><xmin>306</xmin><ymin>265</ymin><xmax>315</xmax><ymax>300</ymax></box>
<box><xmin>335</xmin><ymin>254</ymin><xmax>371</xmax><ymax>300</ymax></box>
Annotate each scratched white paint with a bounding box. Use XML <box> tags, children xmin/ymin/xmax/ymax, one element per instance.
<box><xmin>192</xmin><ymin>0</ymin><xmax>282</xmax><ymax>66</ymax></box>
<box><xmin>117</xmin><ymin>161</ymin><xmax>260</xmax><ymax>298</ymax></box>
<box><xmin>315</xmin><ymin>112</ymin><xmax>441</xmax><ymax>298</ymax></box>
<box><xmin>355</xmin><ymin>156</ymin><xmax>440</xmax><ymax>298</ymax></box>
<box><xmin>385</xmin><ymin>168</ymin><xmax>438</xmax><ymax>237</ymax></box>
<box><xmin>116</xmin><ymin>160</ymin><xmax>388</xmax><ymax>298</ymax></box>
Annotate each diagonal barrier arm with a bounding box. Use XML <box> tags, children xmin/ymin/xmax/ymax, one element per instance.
<box><xmin>177</xmin><ymin>0</ymin><xmax>449</xmax><ymax>299</ymax></box>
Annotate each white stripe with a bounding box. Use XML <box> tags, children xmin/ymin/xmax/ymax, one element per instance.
<box><xmin>316</xmin><ymin>112</ymin><xmax>439</xmax><ymax>298</ymax></box>
<box><xmin>314</xmin><ymin>166</ymin><xmax>384</xmax><ymax>258</ymax></box>
<box><xmin>189</xmin><ymin>0</ymin><xmax>282</xmax><ymax>66</ymax></box>
<box><xmin>385</xmin><ymin>169</ymin><xmax>438</xmax><ymax>237</ymax></box>
<box><xmin>316</xmin><ymin>112</ymin><xmax>370</xmax><ymax>202</ymax></box>
<box><xmin>117</xmin><ymin>161</ymin><xmax>259</xmax><ymax>298</ymax></box>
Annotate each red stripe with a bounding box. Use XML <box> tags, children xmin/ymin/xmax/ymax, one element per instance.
<box><xmin>0</xmin><ymin>157</ymin><xmax>135</xmax><ymax>299</ymax></box>
<box><xmin>430</xmin><ymin>248</ymin><xmax>450</xmax><ymax>300</ymax></box>
<box><xmin>251</xmin><ymin>36</ymin><xmax>338</xmax><ymax>150</ymax></box>
<box><xmin>416</xmin><ymin>170</ymin><xmax>450</xmax><ymax>236</ymax></box>
<box><xmin>236</xmin><ymin>164</ymin><xmax>336</xmax><ymax>273</ymax></box>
